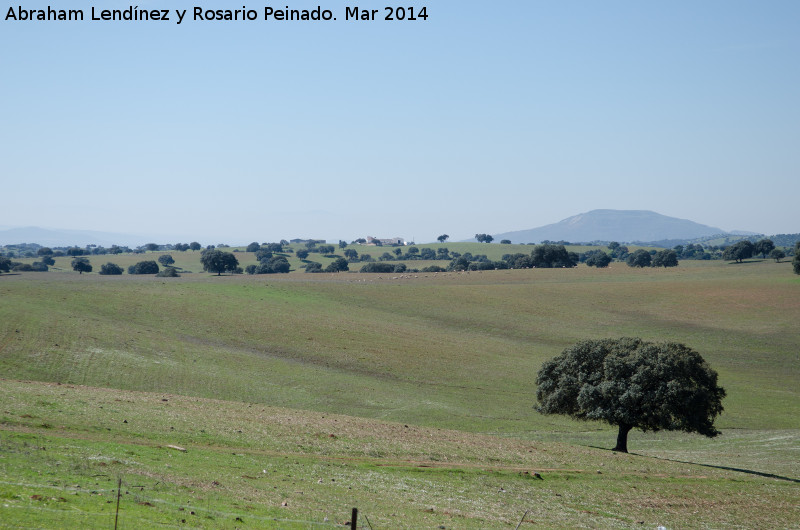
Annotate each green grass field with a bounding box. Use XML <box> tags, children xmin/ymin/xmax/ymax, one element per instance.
<box><xmin>1</xmin><ymin>257</ymin><xmax>798</xmax><ymax>527</ymax></box>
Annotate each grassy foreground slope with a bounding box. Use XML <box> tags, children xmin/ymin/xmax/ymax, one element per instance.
<box><xmin>1</xmin><ymin>260</ymin><xmax>799</xmax><ymax>526</ymax></box>
<box><xmin>1</xmin><ymin>380</ymin><xmax>798</xmax><ymax>529</ymax></box>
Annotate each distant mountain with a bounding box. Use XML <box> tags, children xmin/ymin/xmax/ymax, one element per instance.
<box><xmin>0</xmin><ymin>227</ymin><xmax>157</xmax><ymax>248</ymax></box>
<box><xmin>491</xmin><ymin>210</ymin><xmax>735</xmax><ymax>245</ymax></box>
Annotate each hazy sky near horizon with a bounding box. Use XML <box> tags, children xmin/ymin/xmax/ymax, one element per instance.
<box><xmin>2</xmin><ymin>1</ymin><xmax>798</xmax><ymax>244</ymax></box>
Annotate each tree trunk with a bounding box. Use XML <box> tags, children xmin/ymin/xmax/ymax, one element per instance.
<box><xmin>612</xmin><ymin>424</ymin><xmax>632</xmax><ymax>453</ymax></box>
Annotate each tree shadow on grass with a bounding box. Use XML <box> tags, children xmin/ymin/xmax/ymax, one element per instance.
<box><xmin>588</xmin><ymin>445</ymin><xmax>800</xmax><ymax>483</ymax></box>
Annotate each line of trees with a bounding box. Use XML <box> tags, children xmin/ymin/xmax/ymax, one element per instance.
<box><xmin>4</xmin><ymin>236</ymin><xmax>799</xmax><ymax>278</ymax></box>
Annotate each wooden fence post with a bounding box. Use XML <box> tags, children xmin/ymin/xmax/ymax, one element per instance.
<box><xmin>114</xmin><ymin>477</ymin><xmax>122</xmax><ymax>530</ymax></box>
<box><xmin>351</xmin><ymin>507</ymin><xmax>358</xmax><ymax>529</ymax></box>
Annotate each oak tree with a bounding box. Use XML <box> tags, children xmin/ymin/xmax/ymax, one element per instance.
<box><xmin>71</xmin><ymin>257</ymin><xmax>92</xmax><ymax>274</ymax></box>
<box><xmin>200</xmin><ymin>249</ymin><xmax>239</xmax><ymax>275</ymax></box>
<box><xmin>536</xmin><ymin>338</ymin><xmax>725</xmax><ymax>453</ymax></box>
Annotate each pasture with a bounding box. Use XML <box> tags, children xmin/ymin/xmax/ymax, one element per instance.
<box><xmin>1</xmin><ymin>258</ymin><xmax>798</xmax><ymax>527</ymax></box>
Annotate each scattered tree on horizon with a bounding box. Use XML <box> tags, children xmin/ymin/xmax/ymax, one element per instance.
<box><xmin>754</xmin><ymin>239</ymin><xmax>775</xmax><ymax>259</ymax></box>
<box><xmin>770</xmin><ymin>249</ymin><xmax>785</xmax><ymax>262</ymax></box>
<box><xmin>156</xmin><ymin>267</ymin><xmax>180</xmax><ymax>277</ymax></box>
<box><xmin>626</xmin><ymin>249</ymin><xmax>652</xmax><ymax>268</ymax></box>
<box><xmin>359</xmin><ymin>262</ymin><xmax>395</xmax><ymax>273</ymax></box>
<box><xmin>254</xmin><ymin>249</ymin><xmax>273</xmax><ymax>262</ymax></box>
<box><xmin>71</xmin><ymin>257</ymin><xmax>92</xmax><ymax>274</ymax></box>
<box><xmin>651</xmin><ymin>249</ymin><xmax>679</xmax><ymax>268</ymax></box>
<box><xmin>189</xmin><ymin>242</ymin><xmax>202</xmax><ymax>251</ymax></box>
<box><xmin>500</xmin><ymin>239</ymin><xmax>512</xmax><ymax>244</ymax></box>
<box><xmin>475</xmin><ymin>233</ymin><xmax>494</xmax><ymax>243</ymax></box>
<box><xmin>325</xmin><ymin>257</ymin><xmax>349</xmax><ymax>273</ymax></box>
<box><xmin>531</xmin><ymin>244</ymin><xmax>578</xmax><ymax>268</ymax></box>
<box><xmin>128</xmin><ymin>261</ymin><xmax>159</xmax><ymax>275</ymax></box>
<box><xmin>437</xmin><ymin>234</ymin><xmax>449</xmax><ymax>243</ymax></box>
<box><xmin>99</xmin><ymin>263</ymin><xmax>123</xmax><ymax>275</ymax></box>
<box><xmin>304</xmin><ymin>262</ymin><xmax>323</xmax><ymax>273</ymax></box>
<box><xmin>30</xmin><ymin>261</ymin><xmax>49</xmax><ymax>272</ymax></box>
<box><xmin>262</xmin><ymin>256</ymin><xmax>290</xmax><ymax>274</ymax></box>
<box><xmin>722</xmin><ymin>240</ymin><xmax>755</xmax><ymax>263</ymax></box>
<box><xmin>536</xmin><ymin>338</ymin><xmax>726</xmax><ymax>453</ymax></box>
<box><xmin>200</xmin><ymin>249</ymin><xmax>239</xmax><ymax>275</ymax></box>
<box><xmin>584</xmin><ymin>250</ymin><xmax>612</xmax><ymax>268</ymax></box>
<box><xmin>145</xmin><ymin>243</ymin><xmax>160</xmax><ymax>252</ymax></box>
<box><xmin>246</xmin><ymin>242</ymin><xmax>261</xmax><ymax>253</ymax></box>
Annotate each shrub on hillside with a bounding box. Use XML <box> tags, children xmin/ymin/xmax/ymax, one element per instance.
<box><xmin>99</xmin><ymin>263</ymin><xmax>123</xmax><ymax>275</ymax></box>
<box><xmin>128</xmin><ymin>261</ymin><xmax>159</xmax><ymax>275</ymax></box>
<box><xmin>359</xmin><ymin>262</ymin><xmax>395</xmax><ymax>273</ymax></box>
<box><xmin>304</xmin><ymin>262</ymin><xmax>323</xmax><ymax>273</ymax></box>
<box><xmin>156</xmin><ymin>267</ymin><xmax>180</xmax><ymax>277</ymax></box>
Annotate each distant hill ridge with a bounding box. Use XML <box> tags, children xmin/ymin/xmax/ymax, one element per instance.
<box><xmin>0</xmin><ymin>226</ymin><xmax>161</xmax><ymax>248</ymax></box>
<box><xmin>491</xmin><ymin>209</ymin><xmax>755</xmax><ymax>245</ymax></box>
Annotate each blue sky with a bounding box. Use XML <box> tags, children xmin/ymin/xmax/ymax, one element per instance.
<box><xmin>2</xmin><ymin>1</ymin><xmax>798</xmax><ymax>244</ymax></box>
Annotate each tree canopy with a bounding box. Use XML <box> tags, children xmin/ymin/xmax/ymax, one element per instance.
<box><xmin>156</xmin><ymin>267</ymin><xmax>180</xmax><ymax>277</ymax></box>
<box><xmin>584</xmin><ymin>250</ymin><xmax>612</xmax><ymax>268</ymax></box>
<box><xmin>626</xmin><ymin>249</ymin><xmax>652</xmax><ymax>268</ymax></box>
<box><xmin>651</xmin><ymin>249</ymin><xmax>679</xmax><ymax>268</ymax></box>
<box><xmin>128</xmin><ymin>261</ymin><xmax>159</xmax><ymax>275</ymax></box>
<box><xmin>531</xmin><ymin>244</ymin><xmax>578</xmax><ymax>268</ymax></box>
<box><xmin>158</xmin><ymin>254</ymin><xmax>175</xmax><ymax>267</ymax></box>
<box><xmin>722</xmin><ymin>240</ymin><xmax>755</xmax><ymax>263</ymax></box>
<box><xmin>71</xmin><ymin>257</ymin><xmax>92</xmax><ymax>274</ymax></box>
<box><xmin>769</xmin><ymin>249</ymin><xmax>785</xmax><ymax>262</ymax></box>
<box><xmin>475</xmin><ymin>233</ymin><xmax>494</xmax><ymax>243</ymax></box>
<box><xmin>325</xmin><ymin>257</ymin><xmax>349</xmax><ymax>273</ymax></box>
<box><xmin>99</xmin><ymin>263</ymin><xmax>123</xmax><ymax>275</ymax></box>
<box><xmin>200</xmin><ymin>249</ymin><xmax>239</xmax><ymax>275</ymax></box>
<box><xmin>304</xmin><ymin>262</ymin><xmax>323</xmax><ymax>273</ymax></box>
<box><xmin>536</xmin><ymin>338</ymin><xmax>726</xmax><ymax>453</ymax></box>
<box><xmin>437</xmin><ymin>234</ymin><xmax>449</xmax><ymax>243</ymax></box>
<box><xmin>754</xmin><ymin>239</ymin><xmax>775</xmax><ymax>259</ymax></box>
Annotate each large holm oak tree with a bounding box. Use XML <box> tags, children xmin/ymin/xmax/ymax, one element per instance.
<box><xmin>200</xmin><ymin>249</ymin><xmax>239</xmax><ymax>275</ymax></box>
<box><xmin>536</xmin><ymin>338</ymin><xmax>725</xmax><ymax>453</ymax></box>
<box><xmin>71</xmin><ymin>257</ymin><xmax>92</xmax><ymax>274</ymax></box>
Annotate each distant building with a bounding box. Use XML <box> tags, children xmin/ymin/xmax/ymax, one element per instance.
<box><xmin>366</xmin><ymin>236</ymin><xmax>406</xmax><ymax>246</ymax></box>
